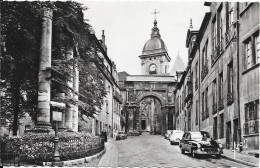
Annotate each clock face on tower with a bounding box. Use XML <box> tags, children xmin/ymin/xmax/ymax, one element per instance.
<box><xmin>149</xmin><ymin>64</ymin><xmax>156</xmax><ymax>74</ymax></box>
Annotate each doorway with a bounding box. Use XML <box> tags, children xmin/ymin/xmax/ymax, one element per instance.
<box><xmin>141</xmin><ymin>120</ymin><xmax>146</xmax><ymax>130</ymax></box>
<box><xmin>226</xmin><ymin>121</ymin><xmax>231</xmax><ymax>149</ymax></box>
<box><xmin>233</xmin><ymin>119</ymin><xmax>238</xmax><ymax>149</ymax></box>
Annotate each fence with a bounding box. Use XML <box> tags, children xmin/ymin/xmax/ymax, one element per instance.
<box><xmin>0</xmin><ymin>133</ymin><xmax>105</xmax><ymax>166</ymax></box>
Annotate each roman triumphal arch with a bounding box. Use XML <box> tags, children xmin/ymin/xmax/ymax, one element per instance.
<box><xmin>124</xmin><ymin>75</ymin><xmax>176</xmax><ymax>135</ymax></box>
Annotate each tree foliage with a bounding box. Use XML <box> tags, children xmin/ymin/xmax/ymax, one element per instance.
<box><xmin>1</xmin><ymin>1</ymin><xmax>107</xmax><ymax>135</ymax></box>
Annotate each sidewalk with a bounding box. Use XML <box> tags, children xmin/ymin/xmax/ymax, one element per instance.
<box><xmin>222</xmin><ymin>149</ymin><xmax>259</xmax><ymax>167</ymax></box>
<box><xmin>98</xmin><ymin>138</ymin><xmax>118</xmax><ymax>167</ymax></box>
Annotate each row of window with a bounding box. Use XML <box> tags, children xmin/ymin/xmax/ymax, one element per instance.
<box><xmin>194</xmin><ymin>60</ymin><xmax>233</xmax><ymax>124</ymax></box>
<box><xmin>194</xmin><ymin>2</ymin><xmax>259</xmax><ymax>83</ymax></box>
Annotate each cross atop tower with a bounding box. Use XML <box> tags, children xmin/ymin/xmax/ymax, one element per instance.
<box><xmin>152</xmin><ymin>9</ymin><xmax>160</xmax><ymax>20</ymax></box>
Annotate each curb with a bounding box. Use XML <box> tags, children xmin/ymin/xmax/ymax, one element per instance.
<box><xmin>42</xmin><ymin>148</ymin><xmax>106</xmax><ymax>166</ymax></box>
<box><xmin>221</xmin><ymin>155</ymin><xmax>258</xmax><ymax>167</ymax></box>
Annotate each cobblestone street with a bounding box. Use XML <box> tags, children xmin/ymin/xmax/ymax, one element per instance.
<box><xmin>115</xmin><ymin>135</ymin><xmax>246</xmax><ymax>167</ymax></box>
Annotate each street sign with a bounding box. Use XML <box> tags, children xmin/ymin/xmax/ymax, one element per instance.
<box><xmin>53</xmin><ymin>111</ymin><xmax>62</xmax><ymax>122</ymax></box>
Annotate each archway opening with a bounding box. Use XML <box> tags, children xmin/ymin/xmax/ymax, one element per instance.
<box><xmin>139</xmin><ymin>96</ymin><xmax>162</xmax><ymax>135</ymax></box>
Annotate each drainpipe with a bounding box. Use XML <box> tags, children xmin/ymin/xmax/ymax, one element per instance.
<box><xmin>198</xmin><ymin>42</ymin><xmax>201</xmax><ymax>131</ymax></box>
<box><xmin>236</xmin><ymin>2</ymin><xmax>242</xmax><ymax>146</ymax></box>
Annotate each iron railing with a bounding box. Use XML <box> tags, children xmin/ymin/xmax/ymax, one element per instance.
<box><xmin>184</xmin><ymin>81</ymin><xmax>193</xmax><ymax>103</ymax></box>
<box><xmin>218</xmin><ymin>98</ymin><xmax>224</xmax><ymax>111</ymax></box>
<box><xmin>227</xmin><ymin>92</ymin><xmax>233</xmax><ymax>105</ymax></box>
<box><xmin>201</xmin><ymin>61</ymin><xmax>209</xmax><ymax>81</ymax></box>
<box><xmin>211</xmin><ymin>42</ymin><xmax>223</xmax><ymax>65</ymax></box>
<box><xmin>225</xmin><ymin>24</ymin><xmax>235</xmax><ymax>45</ymax></box>
<box><xmin>212</xmin><ymin>103</ymin><xmax>218</xmax><ymax>114</ymax></box>
<box><xmin>195</xmin><ymin>80</ymin><xmax>198</xmax><ymax>91</ymax></box>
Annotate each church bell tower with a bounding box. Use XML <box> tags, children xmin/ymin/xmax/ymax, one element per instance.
<box><xmin>139</xmin><ymin>15</ymin><xmax>171</xmax><ymax>75</ymax></box>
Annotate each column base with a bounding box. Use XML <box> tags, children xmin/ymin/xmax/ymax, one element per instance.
<box><xmin>25</xmin><ymin>122</ymin><xmax>54</xmax><ymax>134</ymax></box>
<box><xmin>58</xmin><ymin>127</ymin><xmax>67</xmax><ymax>132</ymax></box>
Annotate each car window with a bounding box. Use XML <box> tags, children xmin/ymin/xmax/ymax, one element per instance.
<box><xmin>182</xmin><ymin>133</ymin><xmax>186</xmax><ymax>139</ymax></box>
<box><xmin>202</xmin><ymin>132</ymin><xmax>212</xmax><ymax>141</ymax></box>
<box><xmin>191</xmin><ymin>133</ymin><xmax>203</xmax><ymax>140</ymax></box>
<box><xmin>187</xmin><ymin>133</ymin><xmax>191</xmax><ymax>139</ymax></box>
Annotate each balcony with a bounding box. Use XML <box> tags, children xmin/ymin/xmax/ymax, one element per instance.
<box><xmin>225</xmin><ymin>24</ymin><xmax>235</xmax><ymax>45</ymax></box>
<box><xmin>201</xmin><ymin>61</ymin><xmax>209</xmax><ymax>81</ymax></box>
<box><xmin>184</xmin><ymin>83</ymin><xmax>193</xmax><ymax>103</ymax></box>
<box><xmin>218</xmin><ymin>98</ymin><xmax>224</xmax><ymax>111</ymax></box>
<box><xmin>243</xmin><ymin>119</ymin><xmax>259</xmax><ymax>135</ymax></box>
<box><xmin>202</xmin><ymin>109</ymin><xmax>209</xmax><ymax>121</ymax></box>
<box><xmin>212</xmin><ymin>103</ymin><xmax>217</xmax><ymax>114</ymax></box>
<box><xmin>211</xmin><ymin>42</ymin><xmax>223</xmax><ymax>66</ymax></box>
<box><xmin>227</xmin><ymin>92</ymin><xmax>233</xmax><ymax>105</ymax></box>
<box><xmin>195</xmin><ymin>80</ymin><xmax>198</xmax><ymax>91</ymax></box>
<box><xmin>113</xmin><ymin>90</ymin><xmax>123</xmax><ymax>103</ymax></box>
<box><xmin>205</xmin><ymin>109</ymin><xmax>209</xmax><ymax>119</ymax></box>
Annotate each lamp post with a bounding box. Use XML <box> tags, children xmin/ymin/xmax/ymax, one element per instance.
<box><xmin>52</xmin><ymin>111</ymin><xmax>62</xmax><ymax>162</ymax></box>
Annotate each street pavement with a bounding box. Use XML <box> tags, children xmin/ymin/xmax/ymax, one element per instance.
<box><xmin>98</xmin><ymin>139</ymin><xmax>118</xmax><ymax>167</ymax></box>
<box><xmin>112</xmin><ymin>134</ymin><xmax>254</xmax><ymax>167</ymax></box>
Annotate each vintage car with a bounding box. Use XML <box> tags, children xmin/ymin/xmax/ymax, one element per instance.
<box><xmin>179</xmin><ymin>131</ymin><xmax>223</xmax><ymax>158</ymax></box>
<box><xmin>116</xmin><ymin>131</ymin><xmax>127</xmax><ymax>140</ymax></box>
<box><xmin>169</xmin><ymin>130</ymin><xmax>184</xmax><ymax>145</ymax></box>
<box><xmin>164</xmin><ymin>130</ymin><xmax>173</xmax><ymax>140</ymax></box>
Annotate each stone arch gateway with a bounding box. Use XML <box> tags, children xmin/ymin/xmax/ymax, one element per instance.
<box><xmin>123</xmin><ymin>77</ymin><xmax>177</xmax><ymax>135</ymax></box>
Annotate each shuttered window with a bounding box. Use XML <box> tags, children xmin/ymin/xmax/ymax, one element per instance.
<box><xmin>246</xmin><ymin>40</ymin><xmax>252</xmax><ymax>69</ymax></box>
<box><xmin>255</xmin><ymin>33</ymin><xmax>260</xmax><ymax>63</ymax></box>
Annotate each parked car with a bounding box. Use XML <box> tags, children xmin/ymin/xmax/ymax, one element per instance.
<box><xmin>165</xmin><ymin>130</ymin><xmax>173</xmax><ymax>139</ymax></box>
<box><xmin>116</xmin><ymin>131</ymin><xmax>127</xmax><ymax>140</ymax></box>
<box><xmin>179</xmin><ymin>131</ymin><xmax>223</xmax><ymax>158</ymax></box>
<box><xmin>169</xmin><ymin>130</ymin><xmax>184</xmax><ymax>145</ymax></box>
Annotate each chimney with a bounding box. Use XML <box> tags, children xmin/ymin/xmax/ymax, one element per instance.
<box><xmin>101</xmin><ymin>30</ymin><xmax>107</xmax><ymax>53</ymax></box>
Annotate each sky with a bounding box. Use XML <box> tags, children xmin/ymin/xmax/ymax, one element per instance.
<box><xmin>81</xmin><ymin>0</ymin><xmax>210</xmax><ymax>75</ymax></box>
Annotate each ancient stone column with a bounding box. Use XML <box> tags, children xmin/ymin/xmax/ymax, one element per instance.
<box><xmin>161</xmin><ymin>106</ymin><xmax>166</xmax><ymax>136</ymax></box>
<box><xmin>72</xmin><ymin>58</ymin><xmax>79</xmax><ymax>132</ymax></box>
<box><xmin>166</xmin><ymin>107</ymin><xmax>168</xmax><ymax>131</ymax></box>
<box><xmin>65</xmin><ymin>47</ymin><xmax>74</xmax><ymax>131</ymax></box>
<box><xmin>168</xmin><ymin>107</ymin><xmax>174</xmax><ymax>130</ymax></box>
<box><xmin>56</xmin><ymin>93</ymin><xmax>66</xmax><ymax>131</ymax></box>
<box><xmin>135</xmin><ymin>107</ymin><xmax>140</xmax><ymax>131</ymax></box>
<box><xmin>151</xmin><ymin>98</ymin><xmax>155</xmax><ymax>134</ymax></box>
<box><xmin>36</xmin><ymin>8</ymin><xmax>53</xmax><ymax>131</ymax></box>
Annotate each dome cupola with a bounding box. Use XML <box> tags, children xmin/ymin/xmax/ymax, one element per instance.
<box><xmin>142</xmin><ymin>20</ymin><xmax>168</xmax><ymax>56</ymax></box>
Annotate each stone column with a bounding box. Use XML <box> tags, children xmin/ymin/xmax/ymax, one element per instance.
<box><xmin>133</xmin><ymin>107</ymin><xmax>136</xmax><ymax>130</ymax></box>
<box><xmin>36</xmin><ymin>8</ymin><xmax>53</xmax><ymax>131</ymax></box>
<box><xmin>151</xmin><ymin>98</ymin><xmax>155</xmax><ymax>134</ymax></box>
<box><xmin>56</xmin><ymin>93</ymin><xmax>66</xmax><ymax>131</ymax></box>
<box><xmin>126</xmin><ymin>89</ymin><xmax>128</xmax><ymax>102</ymax></box>
<box><xmin>161</xmin><ymin>106</ymin><xmax>166</xmax><ymax>136</ymax></box>
<box><xmin>168</xmin><ymin>107</ymin><xmax>174</xmax><ymax>130</ymax></box>
<box><xmin>72</xmin><ymin>57</ymin><xmax>79</xmax><ymax>132</ymax></box>
<box><xmin>65</xmin><ymin>47</ymin><xmax>74</xmax><ymax>131</ymax></box>
<box><xmin>167</xmin><ymin>107</ymin><xmax>169</xmax><ymax>131</ymax></box>
<box><xmin>135</xmin><ymin>106</ymin><xmax>140</xmax><ymax>131</ymax></box>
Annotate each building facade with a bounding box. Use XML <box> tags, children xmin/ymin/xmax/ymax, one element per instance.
<box><xmin>238</xmin><ymin>2</ymin><xmax>259</xmax><ymax>151</ymax></box>
<box><xmin>176</xmin><ymin>2</ymin><xmax>259</xmax><ymax>151</ymax></box>
<box><xmin>81</xmin><ymin>31</ymin><xmax>123</xmax><ymax>138</ymax></box>
<box><xmin>119</xmin><ymin>20</ymin><xmax>177</xmax><ymax>135</ymax></box>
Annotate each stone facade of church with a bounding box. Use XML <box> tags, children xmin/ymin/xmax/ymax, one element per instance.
<box><xmin>119</xmin><ymin>20</ymin><xmax>177</xmax><ymax>135</ymax></box>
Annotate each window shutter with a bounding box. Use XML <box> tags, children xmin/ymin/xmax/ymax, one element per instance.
<box><xmin>246</xmin><ymin>41</ymin><xmax>252</xmax><ymax>69</ymax></box>
<box><xmin>255</xmin><ymin>34</ymin><xmax>260</xmax><ymax>63</ymax></box>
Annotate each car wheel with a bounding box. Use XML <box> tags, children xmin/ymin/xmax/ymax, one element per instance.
<box><xmin>216</xmin><ymin>154</ymin><xmax>221</xmax><ymax>159</ymax></box>
<box><xmin>170</xmin><ymin>141</ymin><xmax>173</xmax><ymax>145</ymax></box>
<box><xmin>180</xmin><ymin>146</ymin><xmax>185</xmax><ymax>154</ymax></box>
<box><xmin>191</xmin><ymin>149</ymin><xmax>197</xmax><ymax>158</ymax></box>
